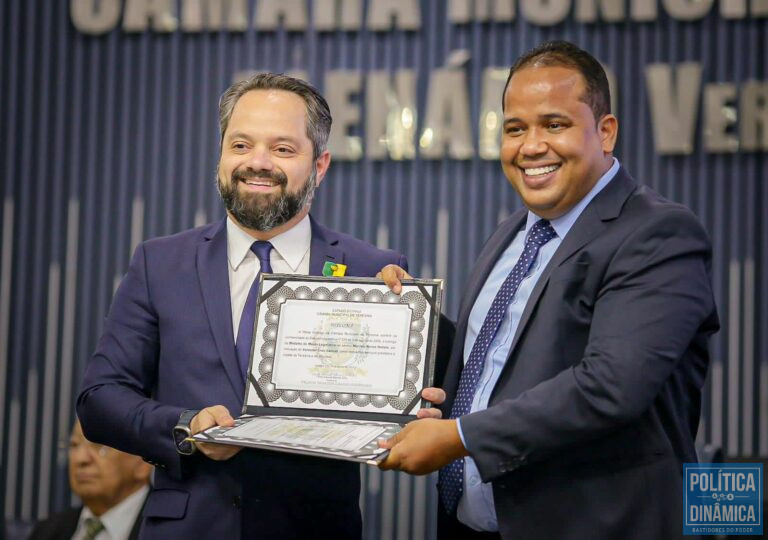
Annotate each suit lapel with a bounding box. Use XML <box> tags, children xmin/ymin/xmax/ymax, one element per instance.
<box><xmin>506</xmin><ymin>167</ymin><xmax>639</xmax><ymax>358</ymax></box>
<box><xmin>456</xmin><ymin>211</ymin><xmax>527</xmax><ymax>331</ymax></box>
<box><xmin>308</xmin><ymin>215</ymin><xmax>344</xmax><ymax>276</ymax></box>
<box><xmin>442</xmin><ymin>211</ymin><xmax>527</xmax><ymax>409</ymax></box>
<box><xmin>196</xmin><ymin>219</ymin><xmax>244</xmax><ymax>400</ymax></box>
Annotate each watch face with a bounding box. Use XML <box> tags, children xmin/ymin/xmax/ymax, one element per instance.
<box><xmin>173</xmin><ymin>427</ymin><xmax>195</xmax><ymax>455</ymax></box>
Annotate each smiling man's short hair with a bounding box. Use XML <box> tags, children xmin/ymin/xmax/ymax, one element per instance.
<box><xmin>503</xmin><ymin>41</ymin><xmax>611</xmax><ymax>122</ymax></box>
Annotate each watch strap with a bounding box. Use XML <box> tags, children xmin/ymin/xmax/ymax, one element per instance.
<box><xmin>173</xmin><ymin>409</ymin><xmax>201</xmax><ymax>456</ymax></box>
<box><xmin>177</xmin><ymin>409</ymin><xmax>199</xmax><ymax>428</ymax></box>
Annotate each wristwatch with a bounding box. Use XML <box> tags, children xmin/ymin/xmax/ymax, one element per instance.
<box><xmin>172</xmin><ymin>409</ymin><xmax>200</xmax><ymax>455</ymax></box>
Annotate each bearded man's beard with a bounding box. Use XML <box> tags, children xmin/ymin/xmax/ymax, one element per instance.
<box><xmin>217</xmin><ymin>166</ymin><xmax>317</xmax><ymax>232</ymax></box>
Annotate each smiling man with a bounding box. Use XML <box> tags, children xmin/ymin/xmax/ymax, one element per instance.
<box><xmin>378</xmin><ymin>41</ymin><xmax>719</xmax><ymax>539</ymax></box>
<box><xmin>76</xmin><ymin>73</ymin><xmax>423</xmax><ymax>539</ymax></box>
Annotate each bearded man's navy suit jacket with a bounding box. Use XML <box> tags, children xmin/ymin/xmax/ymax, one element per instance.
<box><xmin>77</xmin><ymin>216</ymin><xmax>407</xmax><ymax>539</ymax></box>
<box><xmin>439</xmin><ymin>168</ymin><xmax>719</xmax><ymax>539</ymax></box>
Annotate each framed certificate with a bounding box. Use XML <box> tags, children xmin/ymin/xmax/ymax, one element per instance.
<box><xmin>193</xmin><ymin>274</ymin><xmax>443</xmax><ymax>464</ymax></box>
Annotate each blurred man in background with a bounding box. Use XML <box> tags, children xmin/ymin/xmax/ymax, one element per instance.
<box><xmin>28</xmin><ymin>420</ymin><xmax>151</xmax><ymax>540</ymax></box>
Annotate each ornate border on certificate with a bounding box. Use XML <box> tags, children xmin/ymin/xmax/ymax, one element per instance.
<box><xmin>251</xmin><ymin>284</ymin><xmax>428</xmax><ymax>412</ymax></box>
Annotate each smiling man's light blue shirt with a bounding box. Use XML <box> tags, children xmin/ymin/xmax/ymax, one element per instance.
<box><xmin>454</xmin><ymin>158</ymin><xmax>620</xmax><ymax>532</ymax></box>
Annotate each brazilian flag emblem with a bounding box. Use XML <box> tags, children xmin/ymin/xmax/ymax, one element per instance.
<box><xmin>322</xmin><ymin>261</ymin><xmax>347</xmax><ymax>277</ymax></box>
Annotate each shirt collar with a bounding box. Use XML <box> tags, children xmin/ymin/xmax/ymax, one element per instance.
<box><xmin>525</xmin><ymin>157</ymin><xmax>620</xmax><ymax>239</ymax></box>
<box><xmin>79</xmin><ymin>485</ymin><xmax>149</xmax><ymax>540</ymax></box>
<box><xmin>226</xmin><ymin>214</ymin><xmax>312</xmax><ymax>272</ymax></box>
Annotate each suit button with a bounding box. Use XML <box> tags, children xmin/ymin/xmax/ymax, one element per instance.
<box><xmin>233</xmin><ymin>495</ymin><xmax>242</xmax><ymax>508</ymax></box>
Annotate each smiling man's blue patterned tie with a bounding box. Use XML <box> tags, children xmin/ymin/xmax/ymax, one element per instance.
<box><xmin>235</xmin><ymin>241</ymin><xmax>273</xmax><ymax>379</ymax></box>
<box><xmin>438</xmin><ymin>219</ymin><xmax>557</xmax><ymax>514</ymax></box>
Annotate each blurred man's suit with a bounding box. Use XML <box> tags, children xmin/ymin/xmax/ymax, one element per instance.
<box><xmin>27</xmin><ymin>505</ymin><xmax>143</xmax><ymax>540</ymax></box>
<box><xmin>77</xmin><ymin>216</ymin><xmax>406</xmax><ymax>539</ymax></box>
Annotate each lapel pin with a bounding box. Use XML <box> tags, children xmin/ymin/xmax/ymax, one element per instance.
<box><xmin>322</xmin><ymin>261</ymin><xmax>347</xmax><ymax>277</ymax></box>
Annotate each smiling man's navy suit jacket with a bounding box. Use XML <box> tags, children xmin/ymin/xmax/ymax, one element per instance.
<box><xmin>439</xmin><ymin>168</ymin><xmax>719</xmax><ymax>539</ymax></box>
<box><xmin>77</xmin><ymin>216</ymin><xmax>407</xmax><ymax>539</ymax></box>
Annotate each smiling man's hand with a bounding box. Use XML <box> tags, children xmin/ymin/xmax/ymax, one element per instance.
<box><xmin>378</xmin><ymin>418</ymin><xmax>468</xmax><ymax>475</ymax></box>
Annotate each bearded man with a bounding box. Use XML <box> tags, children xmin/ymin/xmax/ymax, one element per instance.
<box><xmin>77</xmin><ymin>73</ymin><xmax>432</xmax><ymax>540</ymax></box>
